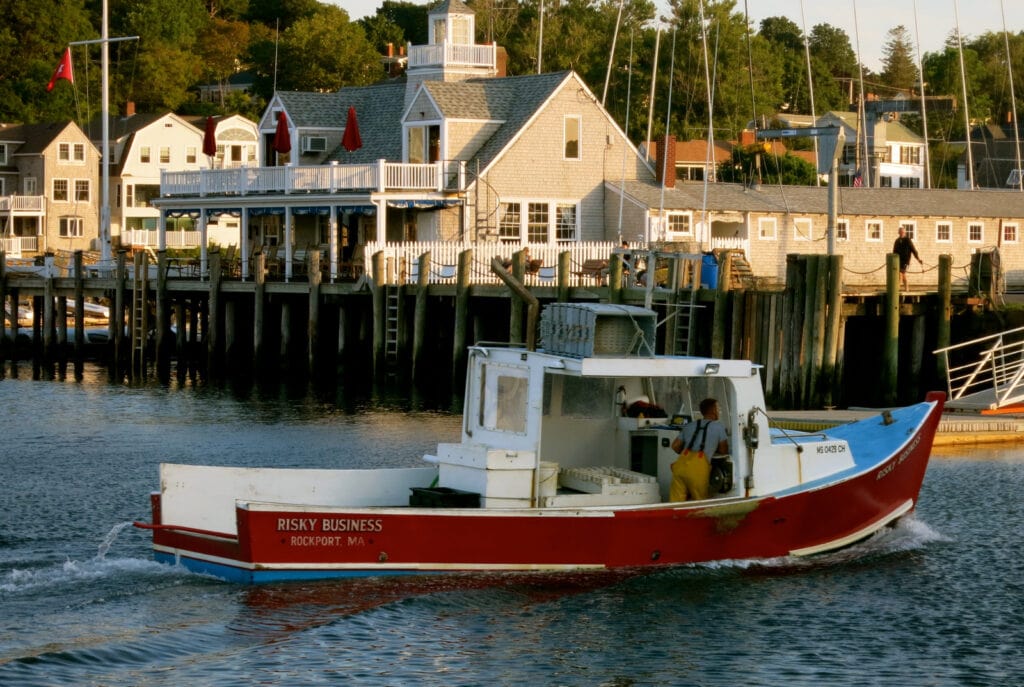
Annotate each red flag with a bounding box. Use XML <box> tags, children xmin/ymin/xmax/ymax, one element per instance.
<box><xmin>47</xmin><ymin>48</ymin><xmax>74</xmax><ymax>92</ymax></box>
<box><xmin>272</xmin><ymin>112</ymin><xmax>291</xmax><ymax>155</ymax></box>
<box><xmin>853</xmin><ymin>171</ymin><xmax>863</xmax><ymax>187</ymax></box>
<box><xmin>342</xmin><ymin>106</ymin><xmax>362</xmax><ymax>152</ymax></box>
<box><xmin>202</xmin><ymin>116</ymin><xmax>217</xmax><ymax>157</ymax></box>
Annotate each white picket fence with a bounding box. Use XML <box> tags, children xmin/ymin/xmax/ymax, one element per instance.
<box><xmin>362</xmin><ymin>241</ymin><xmax>635</xmax><ymax>286</ymax></box>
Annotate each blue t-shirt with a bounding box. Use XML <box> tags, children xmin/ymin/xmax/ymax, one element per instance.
<box><xmin>676</xmin><ymin>419</ymin><xmax>729</xmax><ymax>457</ymax></box>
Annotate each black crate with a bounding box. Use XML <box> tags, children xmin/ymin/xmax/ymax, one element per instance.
<box><xmin>409</xmin><ymin>486</ymin><xmax>481</xmax><ymax>508</ymax></box>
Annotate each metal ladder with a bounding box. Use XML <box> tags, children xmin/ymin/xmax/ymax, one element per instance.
<box><xmin>662</xmin><ymin>253</ymin><xmax>702</xmax><ymax>356</ymax></box>
<box><xmin>130</xmin><ymin>251</ymin><xmax>149</xmax><ymax>378</ymax></box>
<box><xmin>384</xmin><ymin>285</ymin><xmax>400</xmax><ymax>368</ymax></box>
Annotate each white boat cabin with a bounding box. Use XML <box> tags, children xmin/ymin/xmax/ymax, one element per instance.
<box><xmin>430</xmin><ymin>303</ymin><xmax>857</xmax><ymax>508</ymax></box>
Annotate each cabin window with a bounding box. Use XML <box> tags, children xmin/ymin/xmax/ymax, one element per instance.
<box><xmin>564</xmin><ymin>116</ymin><xmax>581</xmax><ymax>160</ymax></box>
<box><xmin>792</xmin><ymin>218</ymin><xmax>813</xmax><ymax>241</ymax></box>
<box><xmin>865</xmin><ymin>220</ymin><xmax>882</xmax><ymax>242</ymax></box>
<box><xmin>936</xmin><ymin>221</ymin><xmax>952</xmax><ymax>242</ymax></box>
<box><xmin>543</xmin><ymin>375</ymin><xmax>614</xmax><ymax>419</ymax></box>
<box><xmin>1003</xmin><ymin>223</ymin><xmax>1018</xmax><ymax>243</ymax></box>
<box><xmin>479</xmin><ymin>363</ymin><xmax>529</xmax><ymax>434</ymax></box>
<box><xmin>758</xmin><ymin>217</ymin><xmax>776</xmax><ymax>240</ymax></box>
<box><xmin>968</xmin><ymin>222</ymin><xmax>983</xmax><ymax>243</ymax></box>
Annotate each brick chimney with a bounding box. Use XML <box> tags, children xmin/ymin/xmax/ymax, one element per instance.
<box><xmin>739</xmin><ymin>129</ymin><xmax>756</xmax><ymax>146</ymax></box>
<box><xmin>125</xmin><ymin>101</ymin><xmax>136</xmax><ymax>117</ymax></box>
<box><xmin>655</xmin><ymin>135</ymin><xmax>676</xmax><ymax>189</ymax></box>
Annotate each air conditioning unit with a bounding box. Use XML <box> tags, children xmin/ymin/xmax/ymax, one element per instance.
<box><xmin>302</xmin><ymin>136</ymin><xmax>327</xmax><ymax>153</ymax></box>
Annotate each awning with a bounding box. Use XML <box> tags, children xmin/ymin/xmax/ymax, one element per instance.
<box><xmin>206</xmin><ymin>208</ymin><xmax>242</xmax><ymax>218</ymax></box>
<box><xmin>165</xmin><ymin>209</ymin><xmax>202</xmax><ymax>219</ymax></box>
<box><xmin>385</xmin><ymin>198</ymin><xmax>462</xmax><ymax>209</ymax></box>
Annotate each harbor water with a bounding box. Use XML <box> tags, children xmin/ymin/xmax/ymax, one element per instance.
<box><xmin>1</xmin><ymin>364</ymin><xmax>1022</xmax><ymax>686</ymax></box>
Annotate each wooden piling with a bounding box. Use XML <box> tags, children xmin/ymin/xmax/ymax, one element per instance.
<box><xmin>156</xmin><ymin>250</ymin><xmax>170</xmax><ymax>379</ymax></box>
<box><xmin>711</xmin><ymin>255</ymin><xmax>729</xmax><ymax>359</ymax></box>
<box><xmin>207</xmin><ymin>249</ymin><xmax>222</xmax><ymax>378</ymax></box>
<box><xmin>909</xmin><ymin>314</ymin><xmax>925</xmax><ymax>402</ymax></box>
<box><xmin>510</xmin><ymin>250</ymin><xmax>525</xmax><ymax>343</ymax></box>
<box><xmin>799</xmin><ymin>255</ymin><xmax>819</xmax><ymax>408</ymax></box>
<box><xmin>175</xmin><ymin>300</ymin><xmax>186</xmax><ymax>377</ymax></box>
<box><xmin>777</xmin><ymin>256</ymin><xmax>798</xmax><ymax>406</ymax></box>
<box><xmin>254</xmin><ymin>252</ymin><xmax>265</xmax><ymax>367</ymax></box>
<box><xmin>936</xmin><ymin>254</ymin><xmax>952</xmax><ymax>382</ymax></box>
<box><xmin>43</xmin><ymin>272</ymin><xmax>55</xmax><ymax>364</ymax></box>
<box><xmin>882</xmin><ymin>253</ymin><xmax>900</xmax><ymax>406</ymax></box>
<box><xmin>729</xmin><ymin>289</ymin><xmax>745</xmax><ymax>360</ymax></box>
<box><xmin>412</xmin><ymin>251</ymin><xmax>430</xmax><ymax>382</ymax></box>
<box><xmin>308</xmin><ymin>249</ymin><xmax>321</xmax><ymax>375</ymax></box>
<box><xmin>73</xmin><ymin>251</ymin><xmax>84</xmax><ymax>375</ymax></box>
<box><xmin>808</xmin><ymin>255</ymin><xmax>828</xmax><ymax>408</ymax></box>
<box><xmin>821</xmin><ymin>254</ymin><xmax>844</xmax><ymax>408</ymax></box>
<box><xmin>608</xmin><ymin>254</ymin><xmax>624</xmax><ymax>304</ymax></box>
<box><xmin>451</xmin><ymin>248</ymin><xmax>472</xmax><ymax>387</ymax></box>
<box><xmin>113</xmin><ymin>250</ymin><xmax>127</xmax><ymax>380</ymax></box>
<box><xmin>557</xmin><ymin>251</ymin><xmax>570</xmax><ymax>303</ymax></box>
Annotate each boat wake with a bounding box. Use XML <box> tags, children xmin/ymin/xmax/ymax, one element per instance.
<box><xmin>699</xmin><ymin>516</ymin><xmax>949</xmax><ymax>573</ymax></box>
<box><xmin>1</xmin><ymin>521</ymin><xmax>194</xmax><ymax>595</ymax></box>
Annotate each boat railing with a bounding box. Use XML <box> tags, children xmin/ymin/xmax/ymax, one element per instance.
<box><xmin>934</xmin><ymin>326</ymin><xmax>1024</xmax><ymax>408</ymax></box>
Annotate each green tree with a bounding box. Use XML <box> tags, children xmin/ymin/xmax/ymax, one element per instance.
<box><xmin>275</xmin><ymin>5</ymin><xmax>381</xmax><ymax>92</ymax></box>
<box><xmin>880</xmin><ymin>25</ymin><xmax>918</xmax><ymax>93</ymax></box>
<box><xmin>245</xmin><ymin>0</ymin><xmax>321</xmax><ymax>30</ymax></box>
<box><xmin>717</xmin><ymin>143</ymin><xmax>819</xmax><ymax>185</ymax></box>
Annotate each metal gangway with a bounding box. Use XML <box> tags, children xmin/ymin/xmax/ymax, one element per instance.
<box><xmin>934</xmin><ymin>326</ymin><xmax>1024</xmax><ymax>411</ymax></box>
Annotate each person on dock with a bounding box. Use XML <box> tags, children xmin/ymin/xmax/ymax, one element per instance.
<box><xmin>893</xmin><ymin>227</ymin><xmax>923</xmax><ymax>290</ymax></box>
<box><xmin>670</xmin><ymin>398</ymin><xmax>729</xmax><ymax>501</ymax></box>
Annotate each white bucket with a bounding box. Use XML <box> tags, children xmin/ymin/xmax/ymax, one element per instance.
<box><xmin>538</xmin><ymin>461</ymin><xmax>559</xmax><ymax>497</ymax></box>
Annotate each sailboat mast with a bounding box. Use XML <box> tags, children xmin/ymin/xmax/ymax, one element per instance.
<box><xmin>1001</xmin><ymin>0</ymin><xmax>1023</xmax><ymax>191</ymax></box>
<box><xmin>954</xmin><ymin>0</ymin><xmax>974</xmax><ymax>189</ymax></box>
<box><xmin>645</xmin><ymin>27</ymin><xmax>661</xmax><ymax>163</ymax></box>
<box><xmin>912</xmin><ymin>0</ymin><xmax>931</xmax><ymax>188</ymax></box>
<box><xmin>100</xmin><ymin>0</ymin><xmax>110</xmax><ymax>264</ymax></box>
<box><xmin>800</xmin><ymin>0</ymin><xmax>820</xmax><ymax>187</ymax></box>
<box><xmin>852</xmin><ymin>0</ymin><xmax>869</xmax><ymax>186</ymax></box>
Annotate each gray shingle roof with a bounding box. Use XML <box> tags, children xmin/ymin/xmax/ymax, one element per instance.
<box><xmin>0</xmin><ymin>121</ymin><xmax>78</xmax><ymax>154</ymax></box>
<box><xmin>618</xmin><ymin>179</ymin><xmax>1024</xmax><ymax>218</ymax></box>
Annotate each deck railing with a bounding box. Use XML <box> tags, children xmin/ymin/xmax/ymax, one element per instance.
<box><xmin>0</xmin><ymin>236</ymin><xmax>39</xmax><ymax>257</ymax></box>
<box><xmin>160</xmin><ymin>160</ymin><xmax>466</xmax><ymax>197</ymax></box>
<box><xmin>934</xmin><ymin>325</ymin><xmax>1024</xmax><ymax>408</ymax></box>
<box><xmin>123</xmin><ymin>229</ymin><xmax>202</xmax><ymax>249</ymax></box>
<box><xmin>407</xmin><ymin>42</ymin><xmax>496</xmax><ymax>70</ymax></box>
<box><xmin>0</xmin><ymin>195</ymin><xmax>45</xmax><ymax>213</ymax></box>
<box><xmin>363</xmin><ymin>241</ymin><xmax>632</xmax><ymax>287</ymax></box>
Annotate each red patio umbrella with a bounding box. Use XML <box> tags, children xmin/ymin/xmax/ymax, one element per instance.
<box><xmin>273</xmin><ymin>112</ymin><xmax>291</xmax><ymax>155</ymax></box>
<box><xmin>202</xmin><ymin>116</ymin><xmax>217</xmax><ymax>157</ymax></box>
<box><xmin>342</xmin><ymin>106</ymin><xmax>362</xmax><ymax>152</ymax></box>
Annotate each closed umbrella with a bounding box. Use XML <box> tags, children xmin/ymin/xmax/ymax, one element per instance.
<box><xmin>202</xmin><ymin>116</ymin><xmax>217</xmax><ymax>157</ymax></box>
<box><xmin>273</xmin><ymin>112</ymin><xmax>291</xmax><ymax>155</ymax></box>
<box><xmin>342</xmin><ymin>106</ymin><xmax>362</xmax><ymax>152</ymax></box>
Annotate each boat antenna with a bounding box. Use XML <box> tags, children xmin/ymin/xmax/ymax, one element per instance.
<box><xmin>645</xmin><ymin>26</ymin><xmax>661</xmax><ymax>163</ymax></box>
<box><xmin>1000</xmin><ymin>0</ymin><xmax>1023</xmax><ymax>191</ymax></box>
<box><xmin>912</xmin><ymin>0</ymin><xmax>931</xmax><ymax>188</ymax></box>
<box><xmin>603</xmin><ymin>0</ymin><xmax>625</xmax><ymax>106</ymax></box>
<box><xmin>954</xmin><ymin>0</ymin><xmax>974</xmax><ymax>189</ymax></box>
<box><xmin>799</xmin><ymin>0</ymin><xmax>820</xmax><ymax>187</ymax></box>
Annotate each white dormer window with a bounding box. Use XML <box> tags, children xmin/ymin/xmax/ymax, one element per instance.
<box><xmin>302</xmin><ymin>136</ymin><xmax>327</xmax><ymax>153</ymax></box>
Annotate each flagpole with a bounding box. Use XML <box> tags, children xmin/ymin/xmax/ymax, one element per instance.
<box><xmin>69</xmin><ymin>0</ymin><xmax>137</xmax><ymax>268</ymax></box>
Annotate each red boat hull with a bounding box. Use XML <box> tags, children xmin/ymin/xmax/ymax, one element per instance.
<box><xmin>144</xmin><ymin>395</ymin><xmax>942</xmax><ymax>583</ymax></box>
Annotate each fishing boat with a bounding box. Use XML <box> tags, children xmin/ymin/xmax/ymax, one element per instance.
<box><xmin>135</xmin><ymin>303</ymin><xmax>944</xmax><ymax>583</ymax></box>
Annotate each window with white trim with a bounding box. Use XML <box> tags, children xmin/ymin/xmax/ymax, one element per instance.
<box><xmin>24</xmin><ymin>177</ymin><xmax>36</xmax><ymax>194</ymax></box>
<box><xmin>563</xmin><ymin>116</ymin><xmax>581</xmax><ymax>160</ymax></box>
<box><xmin>58</xmin><ymin>142</ymin><xmax>85</xmax><ymax>163</ymax></box>
<box><xmin>793</xmin><ymin>217</ymin><xmax>813</xmax><ymax>241</ymax></box>
<box><xmin>498</xmin><ymin>202</ymin><xmax>521</xmax><ymax>243</ymax></box>
<box><xmin>866</xmin><ymin>220</ymin><xmax>882</xmax><ymax>241</ymax></box>
<box><xmin>900</xmin><ymin>221</ymin><xmax>916</xmax><ymax>240</ymax></box>
<box><xmin>186</xmin><ymin>146</ymin><xmax>197</xmax><ymax>164</ymax></box>
<box><xmin>968</xmin><ymin>222</ymin><xmax>983</xmax><ymax>242</ymax></box>
<box><xmin>758</xmin><ymin>217</ymin><xmax>776</xmax><ymax>240</ymax></box>
<box><xmin>52</xmin><ymin>178</ymin><xmax>69</xmax><ymax>202</ymax></box>
<box><xmin>936</xmin><ymin>221</ymin><xmax>952</xmax><ymax>242</ymax></box>
<box><xmin>140</xmin><ymin>146</ymin><xmax>151</xmax><ymax>163</ymax></box>
<box><xmin>836</xmin><ymin>219</ymin><xmax>849</xmax><ymax>241</ymax></box>
<box><xmin>554</xmin><ymin>204</ymin><xmax>578</xmax><ymax>242</ymax></box>
<box><xmin>666</xmin><ymin>212</ymin><xmax>693</xmax><ymax>237</ymax></box>
<box><xmin>159</xmin><ymin>147</ymin><xmax>170</xmax><ymax>164</ymax></box>
<box><xmin>75</xmin><ymin>179</ymin><xmax>90</xmax><ymax>202</ymax></box>
<box><xmin>1003</xmin><ymin>223</ymin><xmax>1018</xmax><ymax>243</ymax></box>
<box><xmin>527</xmin><ymin>203</ymin><xmax>549</xmax><ymax>243</ymax></box>
<box><xmin>59</xmin><ymin>217</ymin><xmax>84</xmax><ymax>237</ymax></box>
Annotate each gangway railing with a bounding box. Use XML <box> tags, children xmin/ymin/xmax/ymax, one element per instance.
<box><xmin>934</xmin><ymin>326</ymin><xmax>1024</xmax><ymax>409</ymax></box>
